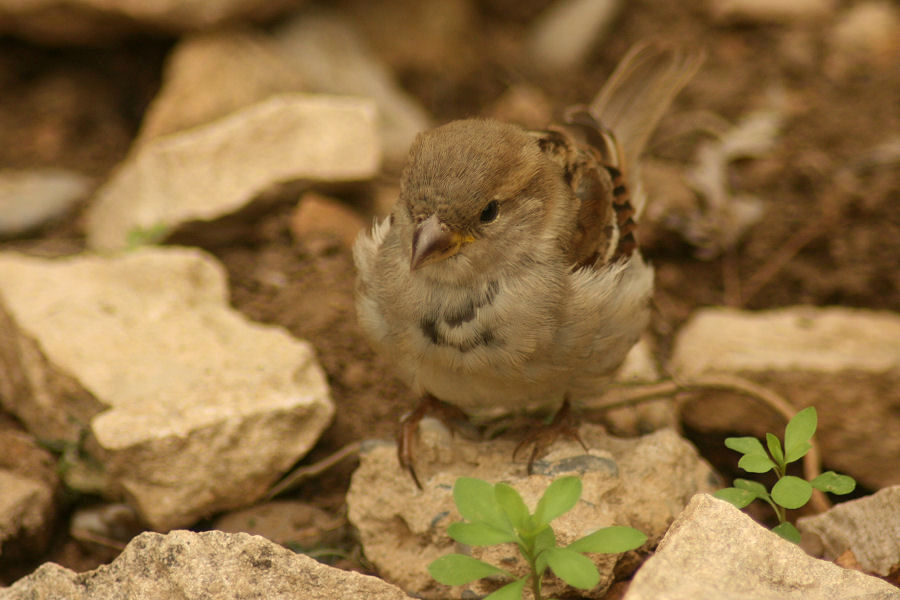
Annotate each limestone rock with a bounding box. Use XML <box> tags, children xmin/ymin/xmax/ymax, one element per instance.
<box><xmin>85</xmin><ymin>94</ymin><xmax>379</xmax><ymax>251</ymax></box>
<box><xmin>0</xmin><ymin>248</ymin><xmax>333</xmax><ymax>530</ymax></box>
<box><xmin>0</xmin><ymin>470</ymin><xmax>55</xmax><ymax>560</ymax></box>
<box><xmin>0</xmin><ymin>168</ymin><xmax>91</xmax><ymax>237</ymax></box>
<box><xmin>827</xmin><ymin>2</ymin><xmax>900</xmax><ymax>76</ymax></box>
<box><xmin>347</xmin><ymin>425</ymin><xmax>719</xmax><ymax>599</ymax></box>
<box><xmin>799</xmin><ymin>486</ymin><xmax>900</xmax><ymax>577</ymax></box>
<box><xmin>669</xmin><ymin>306</ymin><xmax>900</xmax><ymax>490</ymax></box>
<box><xmin>136</xmin><ymin>29</ymin><xmax>307</xmax><ymax>146</ymax></box>
<box><xmin>708</xmin><ymin>0</ymin><xmax>836</xmax><ymax>22</ymax></box>
<box><xmin>623</xmin><ymin>494</ymin><xmax>899</xmax><ymax>600</ymax></box>
<box><xmin>1</xmin><ymin>530</ymin><xmax>411</xmax><ymax>599</ymax></box>
<box><xmin>272</xmin><ymin>11</ymin><xmax>432</xmax><ymax>166</ymax></box>
<box><xmin>0</xmin><ymin>0</ymin><xmax>305</xmax><ymax>44</ymax></box>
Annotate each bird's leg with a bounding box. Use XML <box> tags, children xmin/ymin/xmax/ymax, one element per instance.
<box><xmin>397</xmin><ymin>393</ymin><xmax>471</xmax><ymax>489</ymax></box>
<box><xmin>513</xmin><ymin>396</ymin><xmax>588</xmax><ymax>475</ymax></box>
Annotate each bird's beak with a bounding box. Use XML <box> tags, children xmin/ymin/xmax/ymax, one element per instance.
<box><xmin>410</xmin><ymin>214</ymin><xmax>474</xmax><ymax>271</ymax></box>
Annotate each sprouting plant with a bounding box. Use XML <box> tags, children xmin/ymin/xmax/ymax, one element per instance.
<box><xmin>428</xmin><ymin>476</ymin><xmax>647</xmax><ymax>600</ymax></box>
<box><xmin>126</xmin><ymin>223</ymin><xmax>170</xmax><ymax>249</ymax></box>
<box><xmin>714</xmin><ymin>406</ymin><xmax>856</xmax><ymax>543</ymax></box>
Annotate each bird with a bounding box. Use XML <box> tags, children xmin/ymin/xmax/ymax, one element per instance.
<box><xmin>353</xmin><ymin>42</ymin><xmax>704</xmax><ymax>486</ymax></box>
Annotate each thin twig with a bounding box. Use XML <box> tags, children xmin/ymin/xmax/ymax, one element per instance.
<box><xmin>267</xmin><ymin>441</ymin><xmax>362</xmax><ymax>499</ymax></box>
<box><xmin>740</xmin><ymin>216</ymin><xmax>828</xmax><ymax>306</ymax></box>
<box><xmin>70</xmin><ymin>528</ymin><xmax>128</xmax><ymax>551</ymax></box>
<box><xmin>585</xmin><ymin>374</ymin><xmax>830</xmax><ymax>512</ymax></box>
<box><xmin>722</xmin><ymin>246</ymin><xmax>743</xmax><ymax>307</ymax></box>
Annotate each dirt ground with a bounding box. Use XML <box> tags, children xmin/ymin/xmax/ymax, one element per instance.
<box><xmin>0</xmin><ymin>0</ymin><xmax>897</xmax><ymax>590</ymax></box>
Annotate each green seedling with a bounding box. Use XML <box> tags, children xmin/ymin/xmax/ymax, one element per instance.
<box><xmin>714</xmin><ymin>406</ymin><xmax>856</xmax><ymax>543</ymax></box>
<box><xmin>428</xmin><ymin>476</ymin><xmax>647</xmax><ymax>600</ymax></box>
<box><xmin>126</xmin><ymin>223</ymin><xmax>170</xmax><ymax>249</ymax></box>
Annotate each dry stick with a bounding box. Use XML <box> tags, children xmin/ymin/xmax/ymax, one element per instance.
<box><xmin>586</xmin><ymin>374</ymin><xmax>830</xmax><ymax>513</ymax></box>
<box><xmin>70</xmin><ymin>528</ymin><xmax>128</xmax><ymax>552</ymax></box>
<box><xmin>722</xmin><ymin>246</ymin><xmax>743</xmax><ymax>307</ymax></box>
<box><xmin>267</xmin><ymin>441</ymin><xmax>362</xmax><ymax>499</ymax></box>
<box><xmin>740</xmin><ymin>212</ymin><xmax>830</xmax><ymax>307</ymax></box>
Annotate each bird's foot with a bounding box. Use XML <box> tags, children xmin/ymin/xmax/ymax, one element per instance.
<box><xmin>397</xmin><ymin>394</ymin><xmax>472</xmax><ymax>489</ymax></box>
<box><xmin>512</xmin><ymin>398</ymin><xmax>588</xmax><ymax>475</ymax></box>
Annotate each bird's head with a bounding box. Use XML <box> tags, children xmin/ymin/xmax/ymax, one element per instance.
<box><xmin>397</xmin><ymin>119</ymin><xmax>573</xmax><ymax>281</ymax></box>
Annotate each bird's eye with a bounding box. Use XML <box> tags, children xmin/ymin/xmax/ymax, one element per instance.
<box><xmin>479</xmin><ymin>200</ymin><xmax>499</xmax><ymax>223</ymax></box>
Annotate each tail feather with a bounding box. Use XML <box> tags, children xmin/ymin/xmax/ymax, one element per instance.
<box><xmin>590</xmin><ymin>42</ymin><xmax>705</xmax><ymax>214</ymax></box>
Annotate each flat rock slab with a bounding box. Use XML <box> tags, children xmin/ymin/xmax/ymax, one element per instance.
<box><xmin>347</xmin><ymin>425</ymin><xmax>719</xmax><ymax>599</ymax></box>
<box><xmin>623</xmin><ymin>494</ymin><xmax>899</xmax><ymax>600</ymax></box>
<box><xmin>799</xmin><ymin>485</ymin><xmax>900</xmax><ymax>577</ymax></box>
<box><xmin>0</xmin><ymin>248</ymin><xmax>333</xmax><ymax>530</ymax></box>
<box><xmin>0</xmin><ymin>0</ymin><xmax>305</xmax><ymax>44</ymax></box>
<box><xmin>669</xmin><ymin>306</ymin><xmax>900</xmax><ymax>490</ymax></box>
<box><xmin>272</xmin><ymin>11</ymin><xmax>432</xmax><ymax>165</ymax></box>
<box><xmin>1</xmin><ymin>529</ymin><xmax>412</xmax><ymax>599</ymax></box>
<box><xmin>86</xmin><ymin>94</ymin><xmax>379</xmax><ymax>251</ymax></box>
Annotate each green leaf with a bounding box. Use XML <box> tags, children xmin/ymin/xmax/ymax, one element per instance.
<box><xmin>724</xmin><ymin>436</ymin><xmax>767</xmax><ymax>456</ymax></box>
<box><xmin>544</xmin><ymin>547</ymin><xmax>600</xmax><ymax>590</ymax></box>
<box><xmin>454</xmin><ymin>478</ymin><xmax>506</xmax><ymax>527</ymax></box>
<box><xmin>738</xmin><ymin>454</ymin><xmax>776</xmax><ymax>473</ymax></box>
<box><xmin>428</xmin><ymin>554</ymin><xmax>507</xmax><ymax>585</ymax></box>
<box><xmin>532</xmin><ymin>525</ymin><xmax>557</xmax><ymax>557</ymax></box>
<box><xmin>495</xmin><ymin>483</ymin><xmax>530</xmax><ymax>531</ymax></box>
<box><xmin>535</xmin><ymin>551</ymin><xmax>549</xmax><ymax>576</ymax></box>
<box><xmin>534</xmin><ymin>477</ymin><xmax>581</xmax><ymax>527</ymax></box>
<box><xmin>771</xmin><ymin>476</ymin><xmax>813</xmax><ymax>509</ymax></box>
<box><xmin>772</xmin><ymin>522</ymin><xmax>802</xmax><ymax>544</ymax></box>
<box><xmin>811</xmin><ymin>471</ymin><xmax>856</xmax><ymax>495</ymax></box>
<box><xmin>784</xmin><ymin>407</ymin><xmax>817</xmax><ymax>451</ymax></box>
<box><xmin>765</xmin><ymin>433</ymin><xmax>785</xmax><ymax>469</ymax></box>
<box><xmin>567</xmin><ymin>526</ymin><xmax>647</xmax><ymax>554</ymax></box>
<box><xmin>126</xmin><ymin>223</ymin><xmax>170</xmax><ymax>248</ymax></box>
<box><xmin>784</xmin><ymin>441</ymin><xmax>812</xmax><ymax>464</ymax></box>
<box><xmin>448</xmin><ymin>522</ymin><xmax>517</xmax><ymax>546</ymax></box>
<box><xmin>713</xmin><ymin>487</ymin><xmax>756</xmax><ymax>508</ymax></box>
<box><xmin>483</xmin><ymin>578</ymin><xmax>526</xmax><ymax>600</ymax></box>
<box><xmin>732</xmin><ymin>479</ymin><xmax>770</xmax><ymax>499</ymax></box>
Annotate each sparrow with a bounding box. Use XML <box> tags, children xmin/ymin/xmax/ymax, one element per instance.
<box><xmin>354</xmin><ymin>42</ymin><xmax>703</xmax><ymax>485</ymax></box>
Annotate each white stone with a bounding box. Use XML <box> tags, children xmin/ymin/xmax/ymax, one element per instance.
<box><xmin>0</xmin><ymin>0</ymin><xmax>305</xmax><ymax>44</ymax></box>
<box><xmin>136</xmin><ymin>29</ymin><xmax>307</xmax><ymax>145</ymax></box>
<box><xmin>348</xmin><ymin>425</ymin><xmax>718</xmax><ymax>599</ymax></box>
<box><xmin>1</xmin><ymin>530</ymin><xmax>411</xmax><ymax>599</ymax></box>
<box><xmin>272</xmin><ymin>11</ymin><xmax>432</xmax><ymax>166</ymax></box>
<box><xmin>86</xmin><ymin>94</ymin><xmax>379</xmax><ymax>251</ymax></box>
<box><xmin>0</xmin><ymin>248</ymin><xmax>333</xmax><ymax>530</ymax></box>
<box><xmin>799</xmin><ymin>486</ymin><xmax>900</xmax><ymax>577</ymax></box>
<box><xmin>623</xmin><ymin>494</ymin><xmax>899</xmax><ymax>600</ymax></box>
<box><xmin>670</xmin><ymin>307</ymin><xmax>900</xmax><ymax>490</ymax></box>
<box><xmin>709</xmin><ymin>0</ymin><xmax>836</xmax><ymax>22</ymax></box>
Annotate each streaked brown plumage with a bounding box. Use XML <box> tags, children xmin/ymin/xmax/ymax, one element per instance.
<box><xmin>354</xmin><ymin>42</ymin><xmax>703</xmax><ymax>484</ymax></box>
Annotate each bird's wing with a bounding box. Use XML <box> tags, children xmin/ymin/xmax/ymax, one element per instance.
<box><xmin>532</xmin><ymin>42</ymin><xmax>704</xmax><ymax>269</ymax></box>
